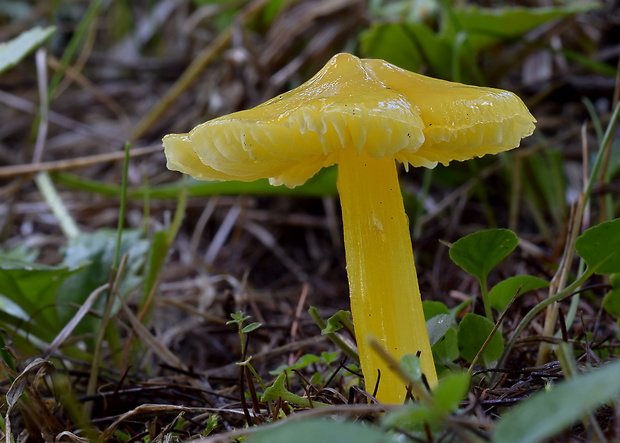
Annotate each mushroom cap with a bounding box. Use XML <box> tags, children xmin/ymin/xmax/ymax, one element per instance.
<box><xmin>164</xmin><ymin>53</ymin><xmax>535</xmax><ymax>187</ymax></box>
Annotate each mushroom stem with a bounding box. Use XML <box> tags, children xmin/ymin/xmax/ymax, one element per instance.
<box><xmin>336</xmin><ymin>148</ymin><xmax>438</xmax><ymax>404</ymax></box>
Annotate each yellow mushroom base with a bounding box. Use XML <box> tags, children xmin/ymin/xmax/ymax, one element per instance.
<box><xmin>337</xmin><ymin>148</ymin><xmax>438</xmax><ymax>404</ymax></box>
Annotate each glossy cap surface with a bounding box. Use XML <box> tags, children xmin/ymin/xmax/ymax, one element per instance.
<box><xmin>164</xmin><ymin>53</ymin><xmax>535</xmax><ymax>187</ymax></box>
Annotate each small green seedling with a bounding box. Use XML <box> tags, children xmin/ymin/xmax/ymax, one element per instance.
<box><xmin>261</xmin><ymin>373</ymin><xmax>330</xmax><ymax>409</ymax></box>
<box><xmin>449</xmin><ymin>228</ymin><xmax>519</xmax><ymax>321</ymax></box>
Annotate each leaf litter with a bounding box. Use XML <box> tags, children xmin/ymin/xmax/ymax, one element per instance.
<box><xmin>0</xmin><ymin>0</ymin><xmax>619</xmax><ymax>441</ymax></box>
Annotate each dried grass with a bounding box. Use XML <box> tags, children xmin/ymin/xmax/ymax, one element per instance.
<box><xmin>1</xmin><ymin>0</ymin><xmax>619</xmax><ymax>441</ymax></box>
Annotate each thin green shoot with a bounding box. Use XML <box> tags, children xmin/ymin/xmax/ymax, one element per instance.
<box><xmin>583</xmin><ymin>102</ymin><xmax>620</xmax><ymax>200</ymax></box>
<box><xmin>48</xmin><ymin>0</ymin><xmax>102</xmax><ymax>98</ymax></box>
<box><xmin>165</xmin><ymin>176</ymin><xmax>187</xmax><ymax>246</ymax></box>
<box><xmin>480</xmin><ymin>278</ymin><xmax>492</xmax><ymax>321</ymax></box>
<box><xmin>52</xmin><ymin>166</ymin><xmax>339</xmax><ymax>199</ymax></box>
<box><xmin>497</xmin><ymin>270</ymin><xmax>594</xmax><ymax>373</ymax></box>
<box><xmin>84</xmin><ymin>253</ymin><xmax>129</xmax><ymax>420</ymax></box>
<box><xmin>582</xmin><ymin>98</ymin><xmax>605</xmax><ymax>144</ymax></box>
<box><xmin>583</xmin><ymin>98</ymin><xmax>617</xmax><ymax>222</ymax></box>
<box><xmin>537</xmin><ymin>103</ymin><xmax>620</xmax><ymax>362</ymax></box>
<box><xmin>308</xmin><ymin>307</ymin><xmax>360</xmax><ymax>365</ymax></box>
<box><xmin>113</xmin><ymin>141</ymin><xmax>131</xmax><ymax>270</ymax></box>
<box><xmin>141</xmin><ymin>169</ymin><xmax>151</xmax><ymax>234</ymax></box>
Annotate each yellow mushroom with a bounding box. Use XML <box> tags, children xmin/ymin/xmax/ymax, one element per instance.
<box><xmin>163</xmin><ymin>53</ymin><xmax>536</xmax><ymax>403</ymax></box>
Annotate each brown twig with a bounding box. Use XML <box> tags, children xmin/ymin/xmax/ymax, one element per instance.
<box><xmin>0</xmin><ymin>145</ymin><xmax>162</xmax><ymax>179</ymax></box>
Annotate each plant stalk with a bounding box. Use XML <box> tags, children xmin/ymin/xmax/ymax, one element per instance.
<box><xmin>336</xmin><ymin>148</ymin><xmax>437</xmax><ymax>403</ymax></box>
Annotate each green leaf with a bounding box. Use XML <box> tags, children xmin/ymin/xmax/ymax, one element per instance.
<box><xmin>0</xmin><ymin>310</ymin><xmax>54</xmax><ymax>351</ymax></box>
<box><xmin>269</xmin><ymin>354</ymin><xmax>323</xmax><ymax>376</ymax></box>
<box><xmin>268</xmin><ymin>352</ymin><xmax>338</xmax><ymax>377</ymax></box>
<box><xmin>0</xmin><ymin>26</ymin><xmax>56</xmax><ymax>73</ymax></box>
<box><xmin>0</xmin><ymin>244</ymin><xmax>39</xmax><ymax>262</ymax></box>
<box><xmin>381</xmin><ymin>403</ymin><xmax>435</xmax><ymax>433</ymax></box>
<box><xmin>0</xmin><ymin>330</ymin><xmax>16</xmax><ymax>371</ymax></box>
<box><xmin>361</xmin><ymin>3</ymin><xmax>597</xmax><ymax>83</ymax></box>
<box><xmin>493</xmin><ymin>359</ymin><xmax>620</xmax><ymax>443</ymax></box>
<box><xmin>432</xmin><ymin>327</ymin><xmax>459</xmax><ymax>366</ymax></box>
<box><xmin>227</xmin><ymin>311</ymin><xmax>251</xmax><ymax>325</ymax></box>
<box><xmin>359</xmin><ymin>22</ymin><xmax>451</xmax><ymax>77</ymax></box>
<box><xmin>603</xmin><ymin>273</ymin><xmax>620</xmax><ymax>318</ymax></box>
<box><xmin>368</xmin><ymin>0</ymin><xmax>440</xmax><ymax>22</ymax></box>
<box><xmin>321</xmin><ymin>310</ymin><xmax>353</xmax><ymax>334</ymax></box>
<box><xmin>381</xmin><ymin>373</ymin><xmax>470</xmax><ymax>432</ymax></box>
<box><xmin>0</xmin><ymin>258</ymin><xmax>83</xmax><ymax>333</ymax></box>
<box><xmin>249</xmin><ymin>418</ymin><xmax>398</xmax><ymax>443</ymax></box>
<box><xmin>320</xmin><ymin>351</ymin><xmax>340</xmax><ymax>365</ymax></box>
<box><xmin>426</xmin><ymin>314</ymin><xmax>453</xmax><ymax>347</ymax></box>
<box><xmin>422</xmin><ymin>300</ymin><xmax>450</xmax><ymax>321</ymax></box>
<box><xmin>457</xmin><ymin>313</ymin><xmax>504</xmax><ymax>366</ymax></box>
<box><xmin>449</xmin><ymin>229</ymin><xmax>518</xmax><ymax>283</ymax></box>
<box><xmin>260</xmin><ymin>373</ymin><xmax>330</xmax><ymax>408</ymax></box>
<box><xmin>450</xmin><ymin>298</ymin><xmax>473</xmax><ymax>317</ymax></box>
<box><xmin>400</xmin><ymin>354</ymin><xmax>422</xmax><ymax>382</ymax></box>
<box><xmin>489</xmin><ymin>275</ymin><xmax>549</xmax><ymax>313</ymax></box>
<box><xmin>242</xmin><ymin>322</ymin><xmax>262</xmax><ymax>333</ymax></box>
<box><xmin>56</xmin><ymin>230</ymin><xmax>150</xmax><ymax>328</ymax></box>
<box><xmin>432</xmin><ymin>373</ymin><xmax>470</xmax><ymax>414</ymax></box>
<box><xmin>441</xmin><ymin>4</ymin><xmax>598</xmax><ymax>56</ymax></box>
<box><xmin>575</xmin><ymin>218</ymin><xmax>620</xmax><ymax>275</ymax></box>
